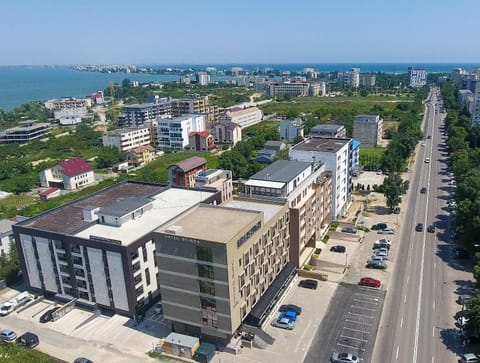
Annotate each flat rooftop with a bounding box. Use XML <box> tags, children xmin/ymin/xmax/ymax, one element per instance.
<box><xmin>158</xmin><ymin>205</ymin><xmax>261</xmax><ymax>244</ymax></box>
<box><xmin>223</xmin><ymin>198</ymin><xmax>284</xmax><ymax>223</ymax></box>
<box><xmin>291</xmin><ymin>137</ymin><xmax>350</xmax><ymax>153</ymax></box>
<box><xmin>249</xmin><ymin>160</ymin><xmax>311</xmax><ymax>183</ymax></box>
<box><xmin>75</xmin><ymin>187</ymin><xmax>215</xmax><ymax>246</ymax></box>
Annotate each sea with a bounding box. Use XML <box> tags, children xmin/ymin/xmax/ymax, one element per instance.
<box><xmin>0</xmin><ymin>63</ymin><xmax>478</xmax><ymax>111</ymax></box>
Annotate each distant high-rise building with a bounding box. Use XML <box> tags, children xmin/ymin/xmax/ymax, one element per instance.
<box><xmin>196</xmin><ymin>72</ymin><xmax>210</xmax><ymax>86</ymax></box>
<box><xmin>408</xmin><ymin>67</ymin><xmax>427</xmax><ymax>87</ymax></box>
<box><xmin>337</xmin><ymin>68</ymin><xmax>360</xmax><ymax>88</ymax></box>
<box><xmin>360</xmin><ymin>74</ymin><xmax>376</xmax><ymax>87</ymax></box>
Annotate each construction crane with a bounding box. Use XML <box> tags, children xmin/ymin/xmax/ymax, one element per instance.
<box><xmin>109</xmin><ymin>82</ymin><xmax>116</xmax><ymax>124</ymax></box>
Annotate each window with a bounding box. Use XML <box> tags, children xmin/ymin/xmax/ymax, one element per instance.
<box><xmin>196</xmin><ymin>246</ymin><xmax>213</xmax><ymax>262</ymax></box>
<box><xmin>135</xmin><ymin>286</ymin><xmax>144</xmax><ymax>297</ymax></box>
<box><xmin>142</xmin><ymin>245</ymin><xmax>148</xmax><ymax>262</ymax></box>
<box><xmin>145</xmin><ymin>268</ymin><xmax>151</xmax><ymax>286</ymax></box>
<box><xmin>199</xmin><ymin>280</ymin><xmax>215</xmax><ymax>295</ymax></box>
<box><xmin>197</xmin><ymin>264</ymin><xmax>214</xmax><ymax>280</ymax></box>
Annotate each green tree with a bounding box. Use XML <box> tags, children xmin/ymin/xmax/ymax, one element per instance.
<box><xmin>96</xmin><ymin>146</ymin><xmax>125</xmax><ymax>169</ymax></box>
<box><xmin>382</xmin><ymin>173</ymin><xmax>403</xmax><ymax>210</ymax></box>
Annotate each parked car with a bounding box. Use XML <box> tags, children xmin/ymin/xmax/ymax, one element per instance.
<box><xmin>371</xmin><ymin>254</ymin><xmax>388</xmax><ymax>262</ymax></box>
<box><xmin>427</xmin><ymin>224</ymin><xmax>435</xmax><ymax>233</ymax></box>
<box><xmin>39</xmin><ymin>307</ymin><xmax>60</xmax><ymax>323</ymax></box>
<box><xmin>271</xmin><ymin>317</ymin><xmax>295</xmax><ymax>330</ymax></box>
<box><xmin>298</xmin><ymin>279</ymin><xmax>318</xmax><ymax>290</ymax></box>
<box><xmin>458</xmin><ymin>316</ymin><xmax>470</xmax><ymax>327</ymax></box>
<box><xmin>74</xmin><ymin>358</ymin><xmax>94</xmax><ymax>363</ymax></box>
<box><xmin>420</xmin><ymin>187</ymin><xmax>427</xmax><ymax>194</ymax></box>
<box><xmin>453</xmin><ymin>247</ymin><xmax>470</xmax><ymax>259</ymax></box>
<box><xmin>457</xmin><ymin>295</ymin><xmax>473</xmax><ymax>305</ymax></box>
<box><xmin>373</xmin><ymin>242</ymin><xmax>391</xmax><ymax>250</ymax></box>
<box><xmin>0</xmin><ymin>329</ymin><xmax>17</xmax><ymax>342</ymax></box>
<box><xmin>341</xmin><ymin>227</ymin><xmax>357</xmax><ymax>234</ymax></box>
<box><xmin>358</xmin><ymin>277</ymin><xmax>381</xmax><ymax>288</ymax></box>
<box><xmin>330</xmin><ymin>352</ymin><xmax>359</xmax><ymax>363</ymax></box>
<box><xmin>279</xmin><ymin>310</ymin><xmax>297</xmax><ymax>322</ymax></box>
<box><xmin>330</xmin><ymin>245</ymin><xmax>346</xmax><ymax>253</ymax></box>
<box><xmin>371</xmin><ymin>223</ymin><xmax>388</xmax><ymax>231</ymax></box>
<box><xmin>366</xmin><ymin>260</ymin><xmax>386</xmax><ymax>269</ymax></box>
<box><xmin>377</xmin><ymin>228</ymin><xmax>395</xmax><ymax>235</ymax></box>
<box><xmin>279</xmin><ymin>304</ymin><xmax>302</xmax><ymax>315</ymax></box>
<box><xmin>415</xmin><ymin>223</ymin><xmax>424</xmax><ymax>232</ymax></box>
<box><xmin>392</xmin><ymin>206</ymin><xmax>401</xmax><ymax>214</ymax></box>
<box><xmin>374</xmin><ymin>238</ymin><xmax>391</xmax><ymax>246</ymax></box>
<box><xmin>460</xmin><ymin>353</ymin><xmax>479</xmax><ymax>363</ymax></box>
<box><xmin>16</xmin><ymin>332</ymin><xmax>39</xmax><ymax>348</ymax></box>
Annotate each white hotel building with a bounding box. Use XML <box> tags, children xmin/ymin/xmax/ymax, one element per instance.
<box><xmin>102</xmin><ymin>127</ymin><xmax>151</xmax><ymax>152</ymax></box>
<box><xmin>157</xmin><ymin>114</ymin><xmax>206</xmax><ymax>150</ymax></box>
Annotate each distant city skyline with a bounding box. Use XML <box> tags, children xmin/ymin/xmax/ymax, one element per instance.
<box><xmin>1</xmin><ymin>0</ymin><xmax>479</xmax><ymax>66</ymax></box>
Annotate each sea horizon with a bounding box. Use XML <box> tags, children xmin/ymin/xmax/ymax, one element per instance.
<box><xmin>0</xmin><ymin>62</ymin><xmax>478</xmax><ymax>111</ymax></box>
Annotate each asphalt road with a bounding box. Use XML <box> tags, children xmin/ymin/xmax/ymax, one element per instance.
<box><xmin>372</xmin><ymin>88</ymin><xmax>468</xmax><ymax>363</ymax></box>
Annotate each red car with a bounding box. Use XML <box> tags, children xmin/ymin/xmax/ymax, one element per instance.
<box><xmin>359</xmin><ymin>277</ymin><xmax>381</xmax><ymax>288</ymax></box>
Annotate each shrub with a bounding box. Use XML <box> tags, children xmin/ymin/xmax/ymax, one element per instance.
<box><xmin>314</xmin><ymin>248</ymin><xmax>322</xmax><ymax>254</ymax></box>
<box><xmin>322</xmin><ymin>235</ymin><xmax>330</xmax><ymax>243</ymax></box>
<box><xmin>312</xmin><ymin>254</ymin><xmax>319</xmax><ymax>259</ymax></box>
<box><xmin>304</xmin><ymin>264</ymin><xmax>313</xmax><ymax>271</ymax></box>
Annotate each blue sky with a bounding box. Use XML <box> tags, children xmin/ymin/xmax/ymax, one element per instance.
<box><xmin>1</xmin><ymin>0</ymin><xmax>478</xmax><ymax>65</ymax></box>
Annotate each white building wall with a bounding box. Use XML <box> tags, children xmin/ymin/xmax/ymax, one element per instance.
<box><xmin>289</xmin><ymin>145</ymin><xmax>349</xmax><ymax>220</ymax></box>
<box><xmin>106</xmin><ymin>251</ymin><xmax>129</xmax><ymax>311</ymax></box>
<box><xmin>87</xmin><ymin>247</ymin><xmax>110</xmax><ymax>306</ymax></box>
<box><xmin>35</xmin><ymin>237</ymin><xmax>58</xmax><ymax>293</ymax></box>
<box><xmin>19</xmin><ymin>234</ymin><xmax>41</xmax><ymax>289</ymax></box>
<box><xmin>0</xmin><ymin>235</ymin><xmax>11</xmax><ymax>255</ymax></box>
<box><xmin>138</xmin><ymin>240</ymin><xmax>159</xmax><ymax>303</ymax></box>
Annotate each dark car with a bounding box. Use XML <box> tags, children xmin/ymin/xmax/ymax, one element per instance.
<box><xmin>415</xmin><ymin>223</ymin><xmax>424</xmax><ymax>232</ymax></box>
<box><xmin>427</xmin><ymin>224</ymin><xmax>435</xmax><ymax>233</ymax></box>
<box><xmin>420</xmin><ymin>187</ymin><xmax>427</xmax><ymax>194</ymax></box>
<box><xmin>366</xmin><ymin>260</ymin><xmax>386</xmax><ymax>269</ymax></box>
<box><xmin>39</xmin><ymin>307</ymin><xmax>60</xmax><ymax>323</ymax></box>
<box><xmin>279</xmin><ymin>304</ymin><xmax>302</xmax><ymax>315</ymax></box>
<box><xmin>330</xmin><ymin>245</ymin><xmax>346</xmax><ymax>253</ymax></box>
<box><xmin>298</xmin><ymin>279</ymin><xmax>318</xmax><ymax>290</ymax></box>
<box><xmin>392</xmin><ymin>206</ymin><xmax>401</xmax><ymax>214</ymax></box>
<box><xmin>17</xmin><ymin>332</ymin><xmax>39</xmax><ymax>348</ymax></box>
<box><xmin>341</xmin><ymin>227</ymin><xmax>357</xmax><ymax>234</ymax></box>
<box><xmin>371</xmin><ymin>223</ymin><xmax>388</xmax><ymax>231</ymax></box>
<box><xmin>453</xmin><ymin>247</ymin><xmax>469</xmax><ymax>259</ymax></box>
<box><xmin>74</xmin><ymin>358</ymin><xmax>94</xmax><ymax>363</ymax></box>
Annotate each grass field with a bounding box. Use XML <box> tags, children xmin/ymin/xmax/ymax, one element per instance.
<box><xmin>359</xmin><ymin>147</ymin><xmax>386</xmax><ymax>171</ymax></box>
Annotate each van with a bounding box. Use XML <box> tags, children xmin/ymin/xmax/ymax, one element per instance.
<box><xmin>458</xmin><ymin>295</ymin><xmax>473</xmax><ymax>305</ymax></box>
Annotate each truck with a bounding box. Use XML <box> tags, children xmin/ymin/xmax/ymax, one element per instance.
<box><xmin>0</xmin><ymin>292</ymin><xmax>32</xmax><ymax>316</ymax></box>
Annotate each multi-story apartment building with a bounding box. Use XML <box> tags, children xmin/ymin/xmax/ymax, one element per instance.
<box><xmin>243</xmin><ymin>160</ymin><xmax>332</xmax><ymax>267</ymax></box>
<box><xmin>360</xmin><ymin>74</ymin><xmax>376</xmax><ymax>87</ymax></box>
<box><xmin>168</xmin><ymin>157</ymin><xmax>207</xmax><ymax>188</ymax></box>
<box><xmin>218</xmin><ymin>107</ymin><xmax>263</xmax><ymax>129</ymax></box>
<box><xmin>472</xmin><ymin>80</ymin><xmax>480</xmax><ymax>126</ymax></box>
<box><xmin>212</xmin><ymin>121</ymin><xmax>242</xmax><ymax>146</ymax></box>
<box><xmin>13</xmin><ymin>181</ymin><xmax>221</xmax><ymax>316</ymax></box>
<box><xmin>39</xmin><ymin>157</ymin><xmax>95</xmax><ymax>191</ymax></box>
<box><xmin>289</xmin><ymin>138</ymin><xmax>352</xmax><ymax>220</ymax></box>
<box><xmin>408</xmin><ymin>67</ymin><xmax>427</xmax><ymax>87</ymax></box>
<box><xmin>0</xmin><ymin>121</ymin><xmax>51</xmax><ymax>144</ymax></box>
<box><xmin>196</xmin><ymin>72</ymin><xmax>210</xmax><ymax>86</ymax></box>
<box><xmin>44</xmin><ymin>97</ymin><xmax>91</xmax><ymax>111</ymax></box>
<box><xmin>266</xmin><ymin>82</ymin><xmax>310</xmax><ymax>97</ymax></box>
<box><xmin>188</xmin><ymin>131</ymin><xmax>216</xmax><ymax>152</ymax></box>
<box><xmin>154</xmin><ymin>198</ymin><xmax>293</xmax><ymax>342</ymax></box>
<box><xmin>171</xmin><ymin>94</ymin><xmax>220</xmax><ymax>128</ymax></box>
<box><xmin>352</xmin><ymin>114</ymin><xmax>383</xmax><ymax>147</ymax></box>
<box><xmin>337</xmin><ymin>68</ymin><xmax>360</xmax><ymax>88</ymax></box>
<box><xmin>280</xmin><ymin>119</ymin><xmax>304</xmax><ymax>142</ymax></box>
<box><xmin>102</xmin><ymin>127</ymin><xmax>151</xmax><ymax>152</ymax></box>
<box><xmin>123</xmin><ymin>99</ymin><xmax>172</xmax><ymax>127</ymax></box>
<box><xmin>157</xmin><ymin>114</ymin><xmax>206</xmax><ymax>151</ymax></box>
<box><xmin>309</xmin><ymin>124</ymin><xmax>346</xmax><ymax>139</ymax></box>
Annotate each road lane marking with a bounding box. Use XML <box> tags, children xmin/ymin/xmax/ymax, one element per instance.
<box><xmin>294</xmin><ymin>319</ymin><xmax>312</xmax><ymax>352</ymax></box>
<box><xmin>404</xmin><ymin>295</ymin><xmax>407</xmax><ymax>303</ymax></box>
<box><xmin>433</xmin><ymin>300</ymin><xmax>435</xmax><ymax>310</ymax></box>
<box><xmin>409</xmin><ymin>257</ymin><xmax>412</xmax><ymax>264</ymax></box>
<box><xmin>340</xmin><ymin>334</ymin><xmax>368</xmax><ymax>342</ymax></box>
<box><xmin>401</xmin><ymin>316</ymin><xmax>404</xmax><ymax>328</ymax></box>
<box><xmin>407</xmin><ymin>275</ymin><xmax>409</xmax><ymax>284</ymax></box>
<box><xmin>347</xmin><ymin>312</ymin><xmax>374</xmax><ymax>319</ymax></box>
<box><xmin>343</xmin><ymin>327</ymin><xmax>370</xmax><ymax>334</ymax></box>
<box><xmin>433</xmin><ymin>280</ymin><xmax>436</xmax><ymax>289</ymax></box>
<box><xmin>396</xmin><ymin>346</ymin><xmax>400</xmax><ymax>360</ymax></box>
<box><xmin>351</xmin><ymin>305</ymin><xmax>376</xmax><ymax>312</ymax></box>
<box><xmin>432</xmin><ymin>326</ymin><xmax>435</xmax><ymax>336</ymax></box>
<box><xmin>345</xmin><ymin>318</ymin><xmax>372</xmax><ymax>326</ymax></box>
<box><xmin>434</xmin><ymin>262</ymin><xmax>436</xmax><ymax>270</ymax></box>
<box><xmin>353</xmin><ymin>298</ymin><xmax>378</xmax><ymax>305</ymax></box>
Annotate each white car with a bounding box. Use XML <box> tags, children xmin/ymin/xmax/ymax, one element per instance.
<box><xmin>374</xmin><ymin>238</ymin><xmax>392</xmax><ymax>246</ymax></box>
<box><xmin>424</xmin><ymin>157</ymin><xmax>430</xmax><ymax>163</ymax></box>
<box><xmin>377</xmin><ymin>228</ymin><xmax>395</xmax><ymax>235</ymax></box>
<box><xmin>330</xmin><ymin>352</ymin><xmax>359</xmax><ymax>363</ymax></box>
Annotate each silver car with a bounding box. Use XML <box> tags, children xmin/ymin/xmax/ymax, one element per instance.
<box><xmin>331</xmin><ymin>352</ymin><xmax>359</xmax><ymax>363</ymax></box>
<box><xmin>378</xmin><ymin>228</ymin><xmax>395</xmax><ymax>235</ymax></box>
<box><xmin>271</xmin><ymin>317</ymin><xmax>295</xmax><ymax>330</ymax></box>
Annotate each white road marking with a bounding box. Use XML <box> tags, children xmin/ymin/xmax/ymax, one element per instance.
<box><xmin>343</xmin><ymin>327</ymin><xmax>370</xmax><ymax>334</ymax></box>
<box><xmin>347</xmin><ymin>312</ymin><xmax>374</xmax><ymax>319</ymax></box>
<box><xmin>340</xmin><ymin>334</ymin><xmax>368</xmax><ymax>343</ymax></box>
<box><xmin>345</xmin><ymin>318</ymin><xmax>372</xmax><ymax>326</ymax></box>
<box><xmin>432</xmin><ymin>326</ymin><xmax>435</xmax><ymax>336</ymax></box>
<box><xmin>433</xmin><ymin>300</ymin><xmax>435</xmax><ymax>310</ymax></box>
<box><xmin>404</xmin><ymin>295</ymin><xmax>407</xmax><ymax>303</ymax></box>
<box><xmin>433</xmin><ymin>280</ymin><xmax>436</xmax><ymax>289</ymax></box>
<box><xmin>351</xmin><ymin>305</ymin><xmax>376</xmax><ymax>312</ymax></box>
<box><xmin>294</xmin><ymin>319</ymin><xmax>312</xmax><ymax>352</ymax></box>
<box><xmin>407</xmin><ymin>275</ymin><xmax>410</xmax><ymax>284</ymax></box>
<box><xmin>396</xmin><ymin>346</ymin><xmax>400</xmax><ymax>360</ymax></box>
<box><xmin>401</xmin><ymin>316</ymin><xmax>404</xmax><ymax>328</ymax></box>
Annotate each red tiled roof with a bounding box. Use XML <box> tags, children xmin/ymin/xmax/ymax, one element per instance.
<box><xmin>175</xmin><ymin>156</ymin><xmax>207</xmax><ymax>172</ymax></box>
<box><xmin>39</xmin><ymin>187</ymin><xmax>59</xmax><ymax>197</ymax></box>
<box><xmin>189</xmin><ymin>131</ymin><xmax>211</xmax><ymax>138</ymax></box>
<box><xmin>58</xmin><ymin>157</ymin><xmax>93</xmax><ymax>177</ymax></box>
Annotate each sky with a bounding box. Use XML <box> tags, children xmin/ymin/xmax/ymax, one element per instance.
<box><xmin>1</xmin><ymin>0</ymin><xmax>479</xmax><ymax>65</ymax></box>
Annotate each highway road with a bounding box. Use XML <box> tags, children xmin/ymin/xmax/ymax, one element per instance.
<box><xmin>373</xmin><ymin>87</ymin><xmax>471</xmax><ymax>363</ymax></box>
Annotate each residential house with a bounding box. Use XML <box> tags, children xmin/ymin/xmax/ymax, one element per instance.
<box><xmin>280</xmin><ymin>119</ymin><xmax>304</xmax><ymax>142</ymax></box>
<box><xmin>126</xmin><ymin>145</ymin><xmax>156</xmax><ymax>167</ymax></box>
<box><xmin>188</xmin><ymin>131</ymin><xmax>216</xmax><ymax>152</ymax></box>
<box><xmin>212</xmin><ymin>121</ymin><xmax>242</xmax><ymax>146</ymax></box>
<box><xmin>218</xmin><ymin>107</ymin><xmax>263</xmax><ymax>129</ymax></box>
<box><xmin>39</xmin><ymin>157</ymin><xmax>95</xmax><ymax>191</ymax></box>
<box><xmin>168</xmin><ymin>157</ymin><xmax>208</xmax><ymax>188</ymax></box>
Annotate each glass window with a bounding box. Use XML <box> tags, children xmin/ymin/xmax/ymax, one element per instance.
<box><xmin>199</xmin><ymin>280</ymin><xmax>215</xmax><ymax>295</ymax></box>
<box><xmin>196</xmin><ymin>246</ymin><xmax>213</xmax><ymax>262</ymax></box>
<box><xmin>197</xmin><ymin>264</ymin><xmax>214</xmax><ymax>280</ymax></box>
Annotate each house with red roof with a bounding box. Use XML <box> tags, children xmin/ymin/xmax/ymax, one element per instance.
<box><xmin>187</xmin><ymin>131</ymin><xmax>216</xmax><ymax>152</ymax></box>
<box><xmin>167</xmin><ymin>156</ymin><xmax>207</xmax><ymax>188</ymax></box>
<box><xmin>39</xmin><ymin>157</ymin><xmax>95</xmax><ymax>191</ymax></box>
<box><xmin>39</xmin><ymin>187</ymin><xmax>61</xmax><ymax>200</ymax></box>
